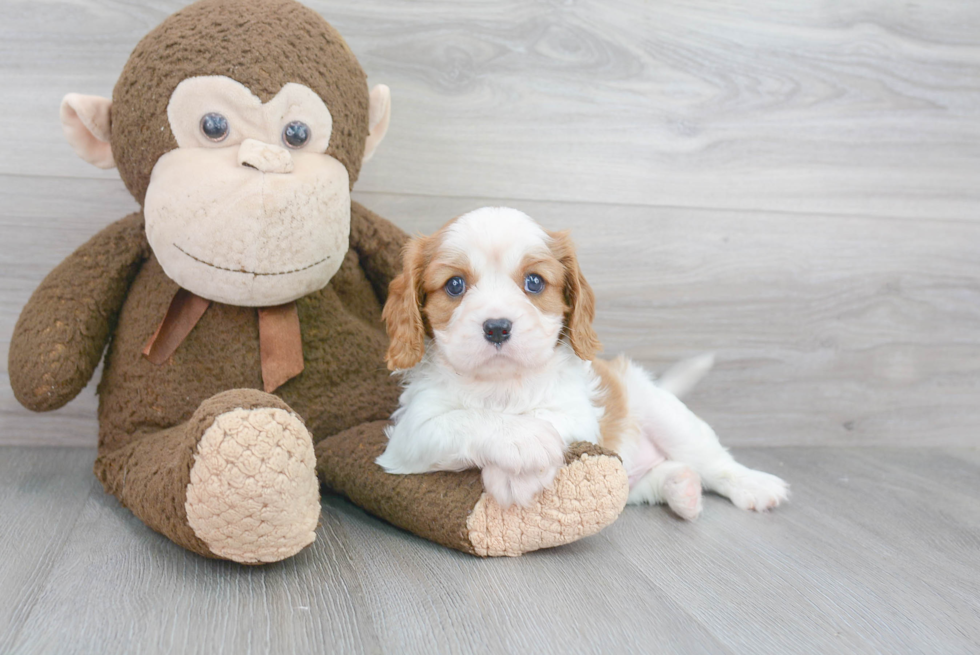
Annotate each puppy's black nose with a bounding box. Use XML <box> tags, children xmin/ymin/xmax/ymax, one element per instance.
<box><xmin>483</xmin><ymin>318</ymin><xmax>512</xmax><ymax>344</ymax></box>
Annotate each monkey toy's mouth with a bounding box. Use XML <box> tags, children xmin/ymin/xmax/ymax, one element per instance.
<box><xmin>173</xmin><ymin>243</ymin><xmax>332</xmax><ymax>277</ymax></box>
<box><xmin>144</xmin><ymin>136</ymin><xmax>352</xmax><ymax>307</ymax></box>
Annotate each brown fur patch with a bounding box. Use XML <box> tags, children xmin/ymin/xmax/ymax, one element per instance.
<box><xmin>420</xmin><ymin>229</ymin><xmax>480</xmax><ymax>333</ymax></box>
<box><xmin>381</xmin><ymin>216</ymin><xmax>470</xmax><ymax>369</ymax></box>
<box><xmin>513</xmin><ymin>253</ymin><xmax>566</xmax><ymax>317</ymax></box>
<box><xmin>591</xmin><ymin>356</ymin><xmax>637</xmax><ymax>452</ymax></box>
<box><xmin>421</xmin><ymin>292</ymin><xmax>458</xmax><ymax>334</ymax></box>
<box><xmin>382</xmin><ymin>236</ymin><xmax>431</xmax><ymax>370</ymax></box>
<box><xmin>547</xmin><ymin>231</ymin><xmax>601</xmax><ymax>360</ymax></box>
<box><xmin>425</xmin><ymin>251</ymin><xmax>476</xmax><ymax>291</ymax></box>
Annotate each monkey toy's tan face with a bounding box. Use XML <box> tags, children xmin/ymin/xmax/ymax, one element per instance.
<box><xmin>144</xmin><ymin>75</ymin><xmax>351</xmax><ymax>306</ymax></box>
<box><xmin>60</xmin><ymin>74</ymin><xmax>390</xmax><ymax>307</ymax></box>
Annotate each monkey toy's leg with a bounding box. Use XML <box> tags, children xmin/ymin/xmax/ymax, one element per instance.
<box><xmin>94</xmin><ymin>389</ymin><xmax>320</xmax><ymax>564</ymax></box>
<box><xmin>95</xmin><ymin>391</ymin><xmax>628</xmax><ymax>560</ymax></box>
<box><xmin>316</xmin><ymin>425</ymin><xmax>630</xmax><ymax>557</ymax></box>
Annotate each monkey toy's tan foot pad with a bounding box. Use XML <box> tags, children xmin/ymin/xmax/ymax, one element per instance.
<box><xmin>316</xmin><ymin>422</ymin><xmax>629</xmax><ymax>557</ymax></box>
<box><xmin>466</xmin><ymin>443</ymin><xmax>629</xmax><ymax>556</ymax></box>
<box><xmin>185</xmin><ymin>404</ymin><xmax>320</xmax><ymax>564</ymax></box>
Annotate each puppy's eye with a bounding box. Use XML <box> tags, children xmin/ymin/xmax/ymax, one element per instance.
<box><xmin>444</xmin><ymin>276</ymin><xmax>466</xmax><ymax>297</ymax></box>
<box><xmin>282</xmin><ymin>121</ymin><xmax>311</xmax><ymax>148</ymax></box>
<box><xmin>200</xmin><ymin>113</ymin><xmax>229</xmax><ymax>142</ymax></box>
<box><xmin>524</xmin><ymin>273</ymin><xmax>545</xmax><ymax>294</ymax></box>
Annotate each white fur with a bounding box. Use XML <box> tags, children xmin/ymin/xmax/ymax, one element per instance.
<box><xmin>378</xmin><ymin>207</ymin><xmax>789</xmax><ymax>515</ymax></box>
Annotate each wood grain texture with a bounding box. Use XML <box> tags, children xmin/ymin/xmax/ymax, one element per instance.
<box><xmin>606</xmin><ymin>448</ymin><xmax>980</xmax><ymax>654</ymax></box>
<box><xmin>1</xmin><ymin>445</ymin><xmax>978</xmax><ymax>654</ymax></box>
<box><xmin>2</xmin><ymin>2</ymin><xmax>979</xmax><ymax>652</ymax></box>
<box><xmin>4</xmin><ymin>181</ymin><xmax>977</xmax><ymax>447</ymax></box>
<box><xmin>1</xmin><ymin>2</ymin><xmax>978</xmax><ymax>446</ymax></box>
<box><xmin>0</xmin><ymin>448</ymin><xmax>98</xmax><ymax>651</ymax></box>
<box><xmin>1</xmin><ymin>0</ymin><xmax>979</xmax><ymax>218</ymax></box>
<box><xmin>353</xmin><ymin>192</ymin><xmax>980</xmax><ymax>448</ymax></box>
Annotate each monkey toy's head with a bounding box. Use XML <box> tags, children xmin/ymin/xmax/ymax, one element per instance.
<box><xmin>59</xmin><ymin>0</ymin><xmax>391</xmax><ymax>307</ymax></box>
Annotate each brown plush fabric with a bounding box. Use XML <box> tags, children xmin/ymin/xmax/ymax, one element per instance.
<box><xmin>112</xmin><ymin>0</ymin><xmax>370</xmax><ymax>205</ymax></box>
<box><xmin>317</xmin><ymin>424</ymin><xmax>626</xmax><ymax>555</ymax></box>
<box><xmin>8</xmin><ymin>212</ymin><xmax>149</xmax><ymax>412</ymax></box>
<box><xmin>348</xmin><ymin>201</ymin><xmax>411</xmax><ymax>305</ymax></box>
<box><xmin>89</xmin><ymin>204</ymin><xmax>404</xmax><ymax>542</ymax></box>
<box><xmin>316</xmin><ymin>421</ymin><xmax>488</xmax><ymax>555</ymax></box>
<box><xmin>10</xmin><ymin>200</ymin><xmax>406</xmax><ymax>556</ymax></box>
<box><xmin>95</xmin><ymin>205</ymin><xmax>406</xmax><ymax>455</ymax></box>
<box><xmin>564</xmin><ymin>441</ymin><xmax>622</xmax><ymax>463</ymax></box>
<box><xmin>95</xmin><ymin>389</ymin><xmax>294</xmax><ymax>559</ymax></box>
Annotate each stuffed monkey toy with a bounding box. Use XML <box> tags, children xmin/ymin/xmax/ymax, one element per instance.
<box><xmin>8</xmin><ymin>0</ymin><xmax>629</xmax><ymax>563</ymax></box>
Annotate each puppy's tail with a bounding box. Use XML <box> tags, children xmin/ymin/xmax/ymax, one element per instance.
<box><xmin>655</xmin><ymin>353</ymin><xmax>715</xmax><ymax>399</ymax></box>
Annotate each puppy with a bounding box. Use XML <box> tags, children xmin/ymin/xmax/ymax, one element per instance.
<box><xmin>376</xmin><ymin>207</ymin><xmax>789</xmax><ymax>518</ymax></box>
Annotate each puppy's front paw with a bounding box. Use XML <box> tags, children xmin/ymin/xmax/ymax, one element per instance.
<box><xmin>481</xmin><ymin>464</ymin><xmax>560</xmax><ymax>508</ymax></box>
<box><xmin>489</xmin><ymin>418</ymin><xmax>566</xmax><ymax>476</ymax></box>
<box><xmin>725</xmin><ymin>469</ymin><xmax>790</xmax><ymax>512</ymax></box>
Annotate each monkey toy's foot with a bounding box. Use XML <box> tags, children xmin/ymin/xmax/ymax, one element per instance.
<box><xmin>95</xmin><ymin>390</ymin><xmax>320</xmax><ymax>564</ymax></box>
<box><xmin>184</xmin><ymin>398</ymin><xmax>320</xmax><ymax>564</ymax></box>
<box><xmin>465</xmin><ymin>442</ymin><xmax>630</xmax><ymax>556</ymax></box>
<box><xmin>316</xmin><ymin>423</ymin><xmax>629</xmax><ymax>557</ymax></box>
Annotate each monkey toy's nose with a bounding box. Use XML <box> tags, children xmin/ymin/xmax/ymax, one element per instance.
<box><xmin>237</xmin><ymin>138</ymin><xmax>295</xmax><ymax>174</ymax></box>
<box><xmin>483</xmin><ymin>318</ymin><xmax>512</xmax><ymax>345</ymax></box>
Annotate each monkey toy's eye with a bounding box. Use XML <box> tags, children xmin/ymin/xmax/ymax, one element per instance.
<box><xmin>444</xmin><ymin>276</ymin><xmax>466</xmax><ymax>298</ymax></box>
<box><xmin>282</xmin><ymin>121</ymin><xmax>311</xmax><ymax>148</ymax></box>
<box><xmin>524</xmin><ymin>273</ymin><xmax>545</xmax><ymax>294</ymax></box>
<box><xmin>200</xmin><ymin>113</ymin><xmax>229</xmax><ymax>142</ymax></box>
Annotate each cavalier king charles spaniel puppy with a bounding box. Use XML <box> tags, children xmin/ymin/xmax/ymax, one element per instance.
<box><xmin>376</xmin><ymin>207</ymin><xmax>788</xmax><ymax>518</ymax></box>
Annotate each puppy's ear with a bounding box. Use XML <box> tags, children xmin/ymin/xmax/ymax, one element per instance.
<box><xmin>382</xmin><ymin>236</ymin><xmax>429</xmax><ymax>370</ymax></box>
<box><xmin>550</xmin><ymin>230</ymin><xmax>601</xmax><ymax>361</ymax></box>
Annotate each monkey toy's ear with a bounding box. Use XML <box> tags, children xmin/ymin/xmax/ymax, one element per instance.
<box><xmin>362</xmin><ymin>84</ymin><xmax>391</xmax><ymax>164</ymax></box>
<box><xmin>60</xmin><ymin>93</ymin><xmax>115</xmax><ymax>169</ymax></box>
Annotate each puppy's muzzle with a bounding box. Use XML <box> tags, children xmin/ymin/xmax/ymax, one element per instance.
<box><xmin>483</xmin><ymin>318</ymin><xmax>512</xmax><ymax>345</ymax></box>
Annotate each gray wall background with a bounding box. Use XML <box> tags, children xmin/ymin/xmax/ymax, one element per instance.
<box><xmin>2</xmin><ymin>0</ymin><xmax>978</xmax><ymax>447</ymax></box>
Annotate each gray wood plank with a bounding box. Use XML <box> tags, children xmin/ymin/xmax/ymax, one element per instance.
<box><xmin>0</xmin><ymin>447</ymin><xmax>97</xmax><ymax>651</ymax></box>
<box><xmin>3</xmin><ymin>181</ymin><xmax>978</xmax><ymax>447</ymax></box>
<box><xmin>2</xmin><ymin>0</ymin><xmax>978</xmax><ymax>650</ymax></box>
<box><xmin>0</xmin><ymin>1</ymin><xmax>978</xmax><ymax>219</ymax></box>
<box><xmin>2</xmin><ymin>446</ymin><xmax>724</xmax><ymax>655</ymax></box>
<box><xmin>319</xmin><ymin>495</ymin><xmax>728</xmax><ymax>655</ymax></box>
<box><xmin>2</xmin><ymin>446</ymin><xmax>979</xmax><ymax>653</ymax></box>
<box><xmin>358</xmin><ymin>193</ymin><xmax>980</xmax><ymax>449</ymax></box>
<box><xmin>2</xmin><ymin>0</ymin><xmax>978</xmax><ymax>449</ymax></box>
<box><xmin>6</xmin><ymin>462</ymin><xmax>383</xmax><ymax>655</ymax></box>
<box><xmin>602</xmin><ymin>447</ymin><xmax>980</xmax><ymax>654</ymax></box>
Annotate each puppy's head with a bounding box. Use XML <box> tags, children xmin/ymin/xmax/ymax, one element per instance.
<box><xmin>383</xmin><ymin>207</ymin><xmax>600</xmax><ymax>377</ymax></box>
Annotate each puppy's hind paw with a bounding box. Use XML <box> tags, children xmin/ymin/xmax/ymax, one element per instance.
<box><xmin>725</xmin><ymin>469</ymin><xmax>789</xmax><ymax>512</ymax></box>
<box><xmin>662</xmin><ymin>467</ymin><xmax>703</xmax><ymax>521</ymax></box>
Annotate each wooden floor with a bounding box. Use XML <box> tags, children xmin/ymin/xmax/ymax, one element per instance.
<box><xmin>1</xmin><ymin>445</ymin><xmax>978</xmax><ymax>654</ymax></box>
<box><xmin>1</xmin><ymin>0</ymin><xmax>978</xmax><ymax>653</ymax></box>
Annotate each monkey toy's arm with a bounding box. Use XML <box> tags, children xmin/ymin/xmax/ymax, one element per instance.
<box><xmin>8</xmin><ymin>212</ymin><xmax>149</xmax><ymax>412</ymax></box>
<box><xmin>349</xmin><ymin>201</ymin><xmax>410</xmax><ymax>304</ymax></box>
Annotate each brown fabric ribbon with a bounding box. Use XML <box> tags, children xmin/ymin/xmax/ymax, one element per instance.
<box><xmin>142</xmin><ymin>288</ymin><xmax>211</xmax><ymax>365</ymax></box>
<box><xmin>256</xmin><ymin>302</ymin><xmax>304</xmax><ymax>393</ymax></box>
<box><xmin>142</xmin><ymin>289</ymin><xmax>304</xmax><ymax>393</ymax></box>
